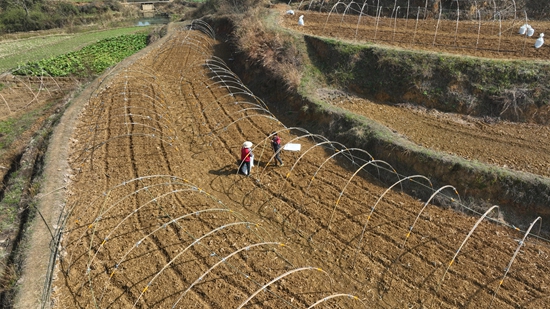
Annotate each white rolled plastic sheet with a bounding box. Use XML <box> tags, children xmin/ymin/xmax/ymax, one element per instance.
<box><xmin>283</xmin><ymin>143</ymin><xmax>301</xmax><ymax>152</ymax></box>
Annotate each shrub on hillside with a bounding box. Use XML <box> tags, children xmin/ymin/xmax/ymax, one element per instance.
<box><xmin>193</xmin><ymin>0</ymin><xmax>268</xmax><ymax>17</ymax></box>
<box><xmin>0</xmin><ymin>1</ymin><xmax>83</xmax><ymax>33</ymax></box>
<box><xmin>56</xmin><ymin>2</ymin><xmax>80</xmax><ymax>16</ymax></box>
<box><xmin>526</xmin><ymin>0</ymin><xmax>549</xmax><ymax>19</ymax></box>
<box><xmin>233</xmin><ymin>8</ymin><xmax>302</xmax><ymax>90</ymax></box>
<box><xmin>80</xmin><ymin>2</ymin><xmax>107</xmax><ymax>15</ymax></box>
<box><xmin>0</xmin><ymin>7</ymin><xmax>54</xmax><ymax>32</ymax></box>
<box><xmin>27</xmin><ymin>10</ymin><xmax>49</xmax><ymax>30</ymax></box>
<box><xmin>221</xmin><ymin>0</ymin><xmax>267</xmax><ymax>14</ymax></box>
<box><xmin>105</xmin><ymin>0</ymin><xmax>123</xmax><ymax>11</ymax></box>
<box><xmin>0</xmin><ymin>8</ymin><xmax>27</xmax><ymax>32</ymax></box>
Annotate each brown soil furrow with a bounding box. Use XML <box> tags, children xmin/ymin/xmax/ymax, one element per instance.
<box><xmin>107</xmin><ymin>84</ymin><xmax>166</xmax><ymax>306</ymax></box>
<box><xmin>282</xmin><ymin>11</ymin><xmax>550</xmax><ymax>60</ymax></box>
<box><xmin>247</xmin><ymin>183</ymin><xmax>463</xmax><ymax>272</ymax></box>
<box><xmin>337</xmin><ymin>99</ymin><xmax>550</xmax><ymax>176</ymax></box>
<box><xmin>256</xmin><ymin>170</ymin><xmax>421</xmax><ymax>232</ymax></box>
<box><xmin>151</xmin><ymin>32</ymin><xmax>199</xmax><ymax>74</ymax></box>
<box><xmin>239</xmin><ymin>191</ymin><xmax>464</xmax><ymax>298</ymax></box>
<box><xmin>146</xmin><ymin>227</ymin><xmax>274</xmax><ymax>308</ymax></box>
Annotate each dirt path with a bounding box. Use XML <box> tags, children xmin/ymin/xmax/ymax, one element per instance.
<box><xmin>48</xmin><ymin>26</ymin><xmax>550</xmax><ymax>309</ymax></box>
<box><xmin>14</xmin><ymin>82</ymin><xmax>85</xmax><ymax>309</ymax></box>
<box><xmin>0</xmin><ymin>75</ymin><xmax>82</xmax><ymax>308</ymax></box>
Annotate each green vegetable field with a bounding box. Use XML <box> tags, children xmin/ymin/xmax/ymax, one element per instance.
<box><xmin>14</xmin><ymin>34</ymin><xmax>148</xmax><ymax>76</ymax></box>
<box><xmin>0</xmin><ymin>27</ymin><xmax>150</xmax><ymax>73</ymax></box>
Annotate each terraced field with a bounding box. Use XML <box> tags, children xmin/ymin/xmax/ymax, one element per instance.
<box><xmin>51</xmin><ymin>21</ymin><xmax>550</xmax><ymax>309</ymax></box>
<box><xmin>279</xmin><ymin>9</ymin><xmax>550</xmax><ymax>180</ymax></box>
<box><xmin>281</xmin><ymin>9</ymin><xmax>550</xmax><ymax>60</ymax></box>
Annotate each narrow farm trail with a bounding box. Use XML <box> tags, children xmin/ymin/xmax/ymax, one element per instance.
<box><xmin>52</xmin><ymin>25</ymin><xmax>550</xmax><ymax>309</ymax></box>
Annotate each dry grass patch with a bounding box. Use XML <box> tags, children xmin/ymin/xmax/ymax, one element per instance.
<box><xmin>232</xmin><ymin>7</ymin><xmax>303</xmax><ymax>91</ymax></box>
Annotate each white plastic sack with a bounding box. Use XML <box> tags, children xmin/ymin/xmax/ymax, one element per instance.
<box><xmin>283</xmin><ymin>143</ymin><xmax>301</xmax><ymax>152</ymax></box>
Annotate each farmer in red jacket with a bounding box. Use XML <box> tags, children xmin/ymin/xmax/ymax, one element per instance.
<box><xmin>240</xmin><ymin>141</ymin><xmax>254</xmax><ymax>176</ymax></box>
<box><xmin>271</xmin><ymin>132</ymin><xmax>284</xmax><ymax>166</ymax></box>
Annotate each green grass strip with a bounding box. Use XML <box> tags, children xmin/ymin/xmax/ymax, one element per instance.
<box><xmin>0</xmin><ymin>27</ymin><xmax>148</xmax><ymax>73</ymax></box>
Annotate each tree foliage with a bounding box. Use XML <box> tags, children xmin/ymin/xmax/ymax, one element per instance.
<box><xmin>0</xmin><ymin>0</ymin><xmax>124</xmax><ymax>33</ymax></box>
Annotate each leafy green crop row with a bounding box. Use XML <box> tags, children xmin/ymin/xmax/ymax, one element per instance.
<box><xmin>14</xmin><ymin>34</ymin><xmax>147</xmax><ymax>77</ymax></box>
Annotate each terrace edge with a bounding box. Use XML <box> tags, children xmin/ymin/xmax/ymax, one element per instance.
<box><xmin>204</xmin><ymin>14</ymin><xmax>550</xmax><ymax>231</ymax></box>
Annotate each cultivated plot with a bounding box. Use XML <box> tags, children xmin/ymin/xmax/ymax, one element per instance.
<box><xmin>52</xmin><ymin>22</ymin><xmax>550</xmax><ymax>309</ymax></box>
<box><xmin>280</xmin><ymin>6</ymin><xmax>550</xmax><ymax>60</ymax></box>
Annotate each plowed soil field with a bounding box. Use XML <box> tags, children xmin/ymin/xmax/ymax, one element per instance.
<box><xmin>280</xmin><ymin>10</ymin><xmax>550</xmax><ymax>60</ymax></box>
<box><xmin>318</xmin><ymin>91</ymin><xmax>550</xmax><ymax>177</ymax></box>
<box><xmin>50</xmin><ymin>23</ymin><xmax>550</xmax><ymax>309</ymax></box>
<box><xmin>0</xmin><ymin>75</ymin><xmax>81</xmax><ymax>180</ymax></box>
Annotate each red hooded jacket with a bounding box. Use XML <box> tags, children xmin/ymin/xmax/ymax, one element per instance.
<box><xmin>241</xmin><ymin>147</ymin><xmax>251</xmax><ymax>162</ymax></box>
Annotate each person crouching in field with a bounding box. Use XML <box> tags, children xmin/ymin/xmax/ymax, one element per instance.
<box><xmin>240</xmin><ymin>141</ymin><xmax>254</xmax><ymax>176</ymax></box>
<box><xmin>271</xmin><ymin>132</ymin><xmax>284</xmax><ymax>166</ymax></box>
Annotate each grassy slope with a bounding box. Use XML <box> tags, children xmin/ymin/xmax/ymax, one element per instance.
<box><xmin>0</xmin><ymin>27</ymin><xmax>151</xmax><ymax>73</ymax></box>
<box><xmin>302</xmin><ymin>36</ymin><xmax>550</xmax><ymax>124</ymax></box>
